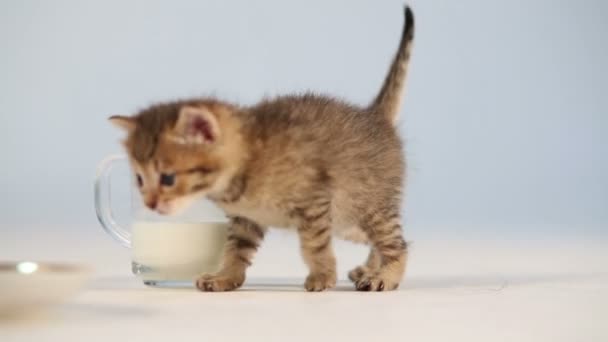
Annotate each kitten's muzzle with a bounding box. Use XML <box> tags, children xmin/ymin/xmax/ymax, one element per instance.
<box><xmin>144</xmin><ymin>197</ymin><xmax>158</xmax><ymax>210</ymax></box>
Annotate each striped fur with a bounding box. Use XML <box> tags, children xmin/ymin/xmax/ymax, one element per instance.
<box><xmin>196</xmin><ymin>217</ymin><xmax>266</xmax><ymax>291</ymax></box>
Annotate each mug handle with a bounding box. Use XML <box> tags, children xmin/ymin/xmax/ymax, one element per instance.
<box><xmin>94</xmin><ymin>155</ymin><xmax>132</xmax><ymax>248</ymax></box>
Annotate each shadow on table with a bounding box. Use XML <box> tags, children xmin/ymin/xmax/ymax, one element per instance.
<box><xmin>89</xmin><ymin>272</ymin><xmax>608</xmax><ymax>292</ymax></box>
<box><xmin>242</xmin><ymin>272</ymin><xmax>608</xmax><ymax>292</ymax></box>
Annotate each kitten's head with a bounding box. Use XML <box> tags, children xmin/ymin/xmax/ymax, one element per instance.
<box><xmin>109</xmin><ymin>100</ymin><xmax>244</xmax><ymax>215</ymax></box>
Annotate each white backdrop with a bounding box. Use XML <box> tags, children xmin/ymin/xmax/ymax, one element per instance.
<box><xmin>0</xmin><ymin>0</ymin><xmax>606</xmax><ymax>235</ymax></box>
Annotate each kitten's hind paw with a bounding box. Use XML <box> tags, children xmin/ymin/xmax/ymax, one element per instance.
<box><xmin>353</xmin><ymin>270</ymin><xmax>400</xmax><ymax>292</ymax></box>
<box><xmin>348</xmin><ymin>266</ymin><xmax>367</xmax><ymax>283</ymax></box>
<box><xmin>196</xmin><ymin>272</ymin><xmax>245</xmax><ymax>292</ymax></box>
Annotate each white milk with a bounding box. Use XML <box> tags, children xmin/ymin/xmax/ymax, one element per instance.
<box><xmin>131</xmin><ymin>221</ymin><xmax>229</xmax><ymax>281</ymax></box>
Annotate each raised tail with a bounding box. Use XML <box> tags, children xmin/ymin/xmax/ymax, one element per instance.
<box><xmin>369</xmin><ymin>5</ymin><xmax>415</xmax><ymax>125</ymax></box>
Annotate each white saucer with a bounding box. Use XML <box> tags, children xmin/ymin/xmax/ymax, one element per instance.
<box><xmin>0</xmin><ymin>261</ymin><xmax>91</xmax><ymax>317</ymax></box>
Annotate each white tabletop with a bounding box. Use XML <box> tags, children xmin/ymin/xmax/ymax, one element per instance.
<box><xmin>1</xmin><ymin>225</ymin><xmax>607</xmax><ymax>342</ymax></box>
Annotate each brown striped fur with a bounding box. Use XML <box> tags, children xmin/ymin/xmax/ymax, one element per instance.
<box><xmin>110</xmin><ymin>6</ymin><xmax>415</xmax><ymax>292</ymax></box>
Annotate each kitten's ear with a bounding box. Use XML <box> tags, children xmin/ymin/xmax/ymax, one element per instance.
<box><xmin>109</xmin><ymin>115</ymin><xmax>136</xmax><ymax>132</ymax></box>
<box><xmin>174</xmin><ymin>106</ymin><xmax>220</xmax><ymax>144</ymax></box>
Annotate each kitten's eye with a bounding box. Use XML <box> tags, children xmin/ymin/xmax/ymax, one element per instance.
<box><xmin>136</xmin><ymin>174</ymin><xmax>143</xmax><ymax>187</ymax></box>
<box><xmin>160</xmin><ymin>173</ymin><xmax>176</xmax><ymax>186</ymax></box>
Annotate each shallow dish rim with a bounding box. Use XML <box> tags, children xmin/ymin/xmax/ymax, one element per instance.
<box><xmin>0</xmin><ymin>261</ymin><xmax>90</xmax><ymax>274</ymax></box>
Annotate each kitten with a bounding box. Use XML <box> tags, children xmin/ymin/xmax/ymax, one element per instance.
<box><xmin>109</xmin><ymin>6</ymin><xmax>415</xmax><ymax>292</ymax></box>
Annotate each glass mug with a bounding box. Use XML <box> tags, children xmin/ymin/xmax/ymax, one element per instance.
<box><xmin>95</xmin><ymin>155</ymin><xmax>229</xmax><ymax>286</ymax></box>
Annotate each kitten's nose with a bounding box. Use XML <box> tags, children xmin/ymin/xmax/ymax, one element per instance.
<box><xmin>145</xmin><ymin>197</ymin><xmax>158</xmax><ymax>210</ymax></box>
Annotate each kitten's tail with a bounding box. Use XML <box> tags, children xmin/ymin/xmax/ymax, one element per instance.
<box><xmin>369</xmin><ymin>5</ymin><xmax>415</xmax><ymax>125</ymax></box>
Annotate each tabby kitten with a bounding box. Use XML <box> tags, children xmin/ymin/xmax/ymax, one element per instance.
<box><xmin>110</xmin><ymin>6</ymin><xmax>415</xmax><ymax>292</ymax></box>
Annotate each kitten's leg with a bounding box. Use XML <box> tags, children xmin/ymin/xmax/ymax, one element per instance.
<box><xmin>355</xmin><ymin>210</ymin><xmax>407</xmax><ymax>291</ymax></box>
<box><xmin>348</xmin><ymin>247</ymin><xmax>381</xmax><ymax>283</ymax></box>
<box><xmin>296</xmin><ymin>205</ymin><xmax>337</xmax><ymax>292</ymax></box>
<box><xmin>196</xmin><ymin>217</ymin><xmax>266</xmax><ymax>292</ymax></box>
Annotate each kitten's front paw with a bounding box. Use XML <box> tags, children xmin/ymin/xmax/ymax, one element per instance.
<box><xmin>304</xmin><ymin>272</ymin><xmax>336</xmax><ymax>292</ymax></box>
<box><xmin>354</xmin><ymin>270</ymin><xmax>400</xmax><ymax>292</ymax></box>
<box><xmin>196</xmin><ymin>272</ymin><xmax>245</xmax><ymax>292</ymax></box>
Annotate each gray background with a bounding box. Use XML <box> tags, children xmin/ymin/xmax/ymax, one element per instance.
<box><xmin>1</xmin><ymin>0</ymin><xmax>606</xmax><ymax>235</ymax></box>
